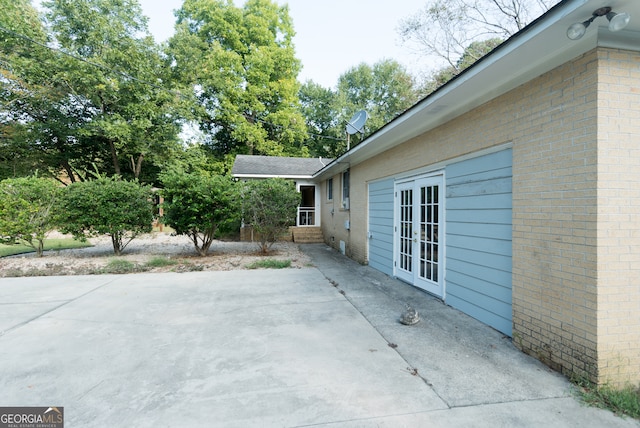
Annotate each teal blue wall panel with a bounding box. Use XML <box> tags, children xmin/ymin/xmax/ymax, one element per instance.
<box><xmin>445</xmin><ymin>149</ymin><xmax>513</xmax><ymax>336</ymax></box>
<box><xmin>447</xmin><ymin>208</ymin><xmax>511</xmax><ymax>224</ymax></box>
<box><xmin>368</xmin><ymin>179</ymin><xmax>394</xmax><ymax>276</ymax></box>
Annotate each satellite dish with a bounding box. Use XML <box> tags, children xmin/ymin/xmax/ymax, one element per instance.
<box><xmin>346</xmin><ymin>110</ymin><xmax>368</xmax><ymax>135</ymax></box>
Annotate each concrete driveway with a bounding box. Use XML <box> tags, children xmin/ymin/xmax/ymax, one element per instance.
<box><xmin>0</xmin><ymin>244</ymin><xmax>637</xmax><ymax>427</ymax></box>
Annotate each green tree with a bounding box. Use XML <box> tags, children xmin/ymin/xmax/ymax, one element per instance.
<box><xmin>0</xmin><ymin>0</ymin><xmax>45</xmax><ymax>46</ymax></box>
<box><xmin>299</xmin><ymin>81</ymin><xmax>340</xmax><ymax>157</ymax></box>
<box><xmin>42</xmin><ymin>0</ymin><xmax>181</xmax><ymax>183</ymax></box>
<box><xmin>0</xmin><ymin>0</ymin><xmax>64</xmax><ymax>180</ymax></box>
<box><xmin>169</xmin><ymin>0</ymin><xmax>308</xmax><ymax>161</ymax></box>
<box><xmin>1</xmin><ymin>0</ymin><xmax>181</xmax><ymax>184</ymax></box>
<box><xmin>300</xmin><ymin>59</ymin><xmax>417</xmax><ymax>155</ymax></box>
<box><xmin>57</xmin><ymin>177</ymin><xmax>154</xmax><ymax>255</ymax></box>
<box><xmin>0</xmin><ymin>176</ymin><xmax>60</xmax><ymax>257</ymax></box>
<box><xmin>240</xmin><ymin>178</ymin><xmax>299</xmax><ymax>254</ymax></box>
<box><xmin>160</xmin><ymin>170</ymin><xmax>238</xmax><ymax>256</ymax></box>
<box><xmin>336</xmin><ymin>60</ymin><xmax>417</xmax><ymax>137</ymax></box>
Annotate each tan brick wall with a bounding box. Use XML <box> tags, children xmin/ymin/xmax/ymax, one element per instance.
<box><xmin>595</xmin><ymin>49</ymin><xmax>640</xmax><ymax>386</ymax></box>
<box><xmin>511</xmin><ymin>51</ymin><xmax>600</xmax><ymax>382</ymax></box>
<box><xmin>319</xmin><ymin>47</ymin><xmax>639</xmax><ymax>386</ymax></box>
<box><xmin>319</xmin><ymin>175</ymin><xmax>354</xmax><ymax>256</ymax></box>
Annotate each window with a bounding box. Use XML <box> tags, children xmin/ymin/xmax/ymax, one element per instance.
<box><xmin>327</xmin><ymin>178</ymin><xmax>333</xmax><ymax>200</ymax></box>
<box><xmin>342</xmin><ymin>170</ymin><xmax>350</xmax><ymax>209</ymax></box>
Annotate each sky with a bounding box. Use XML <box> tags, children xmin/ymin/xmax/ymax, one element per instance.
<box><xmin>137</xmin><ymin>0</ymin><xmax>434</xmax><ymax>88</ymax></box>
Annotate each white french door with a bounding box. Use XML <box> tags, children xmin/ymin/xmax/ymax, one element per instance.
<box><xmin>395</xmin><ymin>175</ymin><xmax>444</xmax><ymax>297</ymax></box>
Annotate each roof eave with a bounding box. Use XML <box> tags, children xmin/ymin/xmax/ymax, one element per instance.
<box><xmin>233</xmin><ymin>174</ymin><xmax>315</xmax><ymax>180</ymax></box>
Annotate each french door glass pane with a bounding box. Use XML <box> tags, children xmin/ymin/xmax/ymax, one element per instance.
<box><xmin>399</xmin><ymin>188</ymin><xmax>413</xmax><ymax>272</ymax></box>
<box><xmin>419</xmin><ymin>184</ymin><xmax>439</xmax><ymax>283</ymax></box>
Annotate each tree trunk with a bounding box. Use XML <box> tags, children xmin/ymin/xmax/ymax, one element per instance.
<box><xmin>108</xmin><ymin>139</ymin><xmax>121</xmax><ymax>176</ymax></box>
<box><xmin>132</xmin><ymin>154</ymin><xmax>144</xmax><ymax>179</ymax></box>
<box><xmin>111</xmin><ymin>234</ymin><xmax>123</xmax><ymax>256</ymax></box>
<box><xmin>60</xmin><ymin>160</ymin><xmax>77</xmax><ymax>183</ymax></box>
<box><xmin>189</xmin><ymin>230</ymin><xmax>215</xmax><ymax>256</ymax></box>
<box><xmin>35</xmin><ymin>238</ymin><xmax>45</xmax><ymax>257</ymax></box>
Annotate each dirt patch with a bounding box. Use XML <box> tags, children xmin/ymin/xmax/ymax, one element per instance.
<box><xmin>0</xmin><ymin>232</ymin><xmax>313</xmax><ymax>277</ymax></box>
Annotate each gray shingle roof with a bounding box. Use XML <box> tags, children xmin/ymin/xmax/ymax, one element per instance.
<box><xmin>231</xmin><ymin>155</ymin><xmax>333</xmax><ymax>178</ymax></box>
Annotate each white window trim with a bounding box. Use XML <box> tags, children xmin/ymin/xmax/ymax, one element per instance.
<box><xmin>341</xmin><ymin>170</ymin><xmax>350</xmax><ymax>210</ymax></box>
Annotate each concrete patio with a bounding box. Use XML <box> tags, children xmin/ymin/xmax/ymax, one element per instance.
<box><xmin>0</xmin><ymin>244</ymin><xmax>637</xmax><ymax>427</ymax></box>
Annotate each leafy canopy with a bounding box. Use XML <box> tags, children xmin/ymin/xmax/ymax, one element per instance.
<box><xmin>300</xmin><ymin>59</ymin><xmax>418</xmax><ymax>156</ymax></box>
<box><xmin>1</xmin><ymin>0</ymin><xmax>182</xmax><ymax>184</ymax></box>
<box><xmin>169</xmin><ymin>0</ymin><xmax>308</xmax><ymax>164</ymax></box>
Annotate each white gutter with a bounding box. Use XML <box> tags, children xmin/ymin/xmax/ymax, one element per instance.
<box><xmin>233</xmin><ymin>174</ymin><xmax>315</xmax><ymax>180</ymax></box>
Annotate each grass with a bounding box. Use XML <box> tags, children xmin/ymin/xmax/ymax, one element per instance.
<box><xmin>246</xmin><ymin>259</ymin><xmax>292</xmax><ymax>269</ymax></box>
<box><xmin>573</xmin><ymin>376</ymin><xmax>640</xmax><ymax>420</ymax></box>
<box><xmin>0</xmin><ymin>238</ymin><xmax>92</xmax><ymax>257</ymax></box>
<box><xmin>100</xmin><ymin>256</ymin><xmax>184</xmax><ymax>274</ymax></box>
<box><xmin>101</xmin><ymin>259</ymin><xmax>141</xmax><ymax>274</ymax></box>
<box><xmin>101</xmin><ymin>258</ymin><xmax>180</xmax><ymax>274</ymax></box>
<box><xmin>145</xmin><ymin>256</ymin><xmax>179</xmax><ymax>268</ymax></box>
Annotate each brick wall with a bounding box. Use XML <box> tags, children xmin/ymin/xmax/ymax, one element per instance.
<box><xmin>319</xmin><ymin>175</ymin><xmax>354</xmax><ymax>256</ymax></box>
<box><xmin>595</xmin><ymin>49</ymin><xmax>640</xmax><ymax>386</ymax></box>
<box><xmin>511</xmin><ymin>50</ymin><xmax>600</xmax><ymax>382</ymax></box>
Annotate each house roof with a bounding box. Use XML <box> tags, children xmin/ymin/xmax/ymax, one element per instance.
<box><xmin>313</xmin><ymin>0</ymin><xmax>640</xmax><ymax>180</ymax></box>
<box><xmin>232</xmin><ymin>155</ymin><xmax>333</xmax><ymax>179</ymax></box>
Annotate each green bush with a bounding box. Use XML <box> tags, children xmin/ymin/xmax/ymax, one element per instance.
<box><xmin>0</xmin><ymin>176</ymin><xmax>60</xmax><ymax>257</ymax></box>
<box><xmin>56</xmin><ymin>177</ymin><xmax>154</xmax><ymax>255</ymax></box>
<box><xmin>160</xmin><ymin>170</ymin><xmax>238</xmax><ymax>256</ymax></box>
<box><xmin>241</xmin><ymin>178</ymin><xmax>300</xmax><ymax>254</ymax></box>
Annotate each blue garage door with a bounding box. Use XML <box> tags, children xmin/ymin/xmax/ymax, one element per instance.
<box><xmin>445</xmin><ymin>149</ymin><xmax>513</xmax><ymax>336</ymax></box>
<box><xmin>368</xmin><ymin>179</ymin><xmax>394</xmax><ymax>276</ymax></box>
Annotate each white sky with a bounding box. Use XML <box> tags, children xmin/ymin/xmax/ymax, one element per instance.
<box><xmin>137</xmin><ymin>0</ymin><xmax>434</xmax><ymax>88</ymax></box>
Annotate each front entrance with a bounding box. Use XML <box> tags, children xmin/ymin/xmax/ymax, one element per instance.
<box><xmin>298</xmin><ymin>185</ymin><xmax>316</xmax><ymax>226</ymax></box>
<box><xmin>395</xmin><ymin>175</ymin><xmax>444</xmax><ymax>297</ymax></box>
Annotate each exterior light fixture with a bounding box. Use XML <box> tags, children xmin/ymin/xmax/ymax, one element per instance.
<box><xmin>607</xmin><ymin>11</ymin><xmax>631</xmax><ymax>32</ymax></box>
<box><xmin>567</xmin><ymin>6</ymin><xmax>631</xmax><ymax>40</ymax></box>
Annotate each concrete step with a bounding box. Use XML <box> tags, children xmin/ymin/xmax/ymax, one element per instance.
<box><xmin>292</xmin><ymin>227</ymin><xmax>324</xmax><ymax>243</ymax></box>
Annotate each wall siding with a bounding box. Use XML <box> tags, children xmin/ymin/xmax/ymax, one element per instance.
<box><xmin>368</xmin><ymin>179</ymin><xmax>394</xmax><ymax>275</ymax></box>
<box><xmin>446</xmin><ymin>150</ymin><xmax>513</xmax><ymax>336</ymax></box>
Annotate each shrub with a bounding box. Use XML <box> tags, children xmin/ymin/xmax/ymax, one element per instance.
<box><xmin>160</xmin><ymin>170</ymin><xmax>238</xmax><ymax>256</ymax></box>
<box><xmin>0</xmin><ymin>176</ymin><xmax>60</xmax><ymax>257</ymax></box>
<box><xmin>240</xmin><ymin>178</ymin><xmax>300</xmax><ymax>254</ymax></box>
<box><xmin>57</xmin><ymin>177</ymin><xmax>154</xmax><ymax>255</ymax></box>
